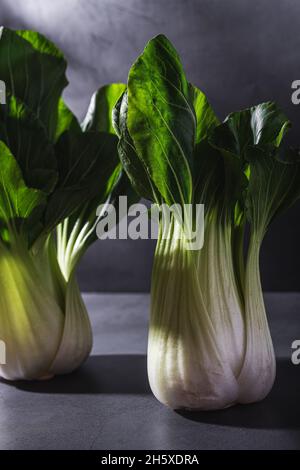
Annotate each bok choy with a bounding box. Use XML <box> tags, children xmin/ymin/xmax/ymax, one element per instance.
<box><xmin>0</xmin><ymin>27</ymin><xmax>130</xmax><ymax>380</ymax></box>
<box><xmin>113</xmin><ymin>34</ymin><xmax>300</xmax><ymax>410</ymax></box>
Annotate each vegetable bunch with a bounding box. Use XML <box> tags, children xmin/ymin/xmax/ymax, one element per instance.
<box><xmin>113</xmin><ymin>35</ymin><xmax>300</xmax><ymax>410</ymax></box>
<box><xmin>1</xmin><ymin>27</ymin><xmax>299</xmax><ymax>412</ymax></box>
<box><xmin>0</xmin><ymin>27</ymin><xmax>131</xmax><ymax>380</ymax></box>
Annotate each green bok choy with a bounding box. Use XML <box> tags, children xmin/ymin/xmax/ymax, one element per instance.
<box><xmin>0</xmin><ymin>27</ymin><xmax>130</xmax><ymax>380</ymax></box>
<box><xmin>113</xmin><ymin>34</ymin><xmax>300</xmax><ymax>410</ymax></box>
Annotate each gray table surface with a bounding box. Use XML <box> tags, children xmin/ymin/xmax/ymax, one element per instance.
<box><xmin>0</xmin><ymin>293</ymin><xmax>299</xmax><ymax>450</ymax></box>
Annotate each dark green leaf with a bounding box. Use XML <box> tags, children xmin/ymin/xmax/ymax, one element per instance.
<box><xmin>80</xmin><ymin>169</ymin><xmax>139</xmax><ymax>248</ymax></box>
<box><xmin>211</xmin><ymin>102</ymin><xmax>290</xmax><ymax>161</ymax></box>
<box><xmin>55</xmin><ymin>98</ymin><xmax>81</xmax><ymax>141</ymax></box>
<box><xmin>245</xmin><ymin>145</ymin><xmax>300</xmax><ymax>233</ymax></box>
<box><xmin>193</xmin><ymin>139</ymin><xmax>247</xmax><ymax>218</ymax></box>
<box><xmin>190</xmin><ymin>84</ymin><xmax>219</xmax><ymax>144</ymax></box>
<box><xmin>115</xmin><ymin>92</ymin><xmax>159</xmax><ymax>202</ymax></box>
<box><xmin>127</xmin><ymin>34</ymin><xmax>195</xmax><ymax>206</ymax></box>
<box><xmin>0</xmin><ymin>94</ymin><xmax>57</xmax><ymax>192</ymax></box>
<box><xmin>82</xmin><ymin>83</ymin><xmax>126</xmax><ymax>134</ymax></box>
<box><xmin>45</xmin><ymin>131</ymin><xmax>119</xmax><ymax>229</ymax></box>
<box><xmin>0</xmin><ymin>140</ymin><xmax>46</xmax><ymax>233</ymax></box>
<box><xmin>0</xmin><ymin>27</ymin><xmax>68</xmax><ymax>140</ymax></box>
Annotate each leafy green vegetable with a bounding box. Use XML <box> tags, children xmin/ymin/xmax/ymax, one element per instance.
<box><xmin>115</xmin><ymin>34</ymin><xmax>300</xmax><ymax>410</ymax></box>
<box><xmin>0</xmin><ymin>27</ymin><xmax>67</xmax><ymax>140</ymax></box>
<box><xmin>0</xmin><ymin>27</ymin><xmax>133</xmax><ymax>380</ymax></box>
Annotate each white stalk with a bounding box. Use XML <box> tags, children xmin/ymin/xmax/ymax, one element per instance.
<box><xmin>0</xmin><ymin>241</ymin><xmax>64</xmax><ymax>380</ymax></box>
<box><xmin>0</xmin><ymin>234</ymin><xmax>93</xmax><ymax>381</ymax></box>
<box><xmin>50</xmin><ymin>273</ymin><xmax>92</xmax><ymax>375</ymax></box>
<box><xmin>197</xmin><ymin>214</ymin><xmax>245</xmax><ymax>377</ymax></box>
<box><xmin>148</xmin><ymin>216</ymin><xmax>240</xmax><ymax>410</ymax></box>
<box><xmin>237</xmin><ymin>235</ymin><xmax>276</xmax><ymax>402</ymax></box>
<box><xmin>148</xmin><ymin>217</ymin><xmax>276</xmax><ymax>410</ymax></box>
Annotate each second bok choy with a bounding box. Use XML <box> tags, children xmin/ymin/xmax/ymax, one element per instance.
<box><xmin>0</xmin><ymin>27</ymin><xmax>130</xmax><ymax>380</ymax></box>
<box><xmin>113</xmin><ymin>34</ymin><xmax>300</xmax><ymax>410</ymax></box>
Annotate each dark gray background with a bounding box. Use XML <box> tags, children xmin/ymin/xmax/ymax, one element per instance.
<box><xmin>1</xmin><ymin>0</ymin><xmax>300</xmax><ymax>292</ymax></box>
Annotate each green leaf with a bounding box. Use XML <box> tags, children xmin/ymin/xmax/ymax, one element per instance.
<box><xmin>211</xmin><ymin>102</ymin><xmax>290</xmax><ymax>161</ymax></box>
<box><xmin>114</xmin><ymin>92</ymin><xmax>159</xmax><ymax>202</ymax></box>
<box><xmin>0</xmin><ymin>94</ymin><xmax>57</xmax><ymax>192</ymax></box>
<box><xmin>68</xmin><ymin>162</ymin><xmax>122</xmax><ymax>241</ymax></box>
<box><xmin>55</xmin><ymin>98</ymin><xmax>81</xmax><ymax>141</ymax></box>
<box><xmin>250</xmin><ymin>103</ymin><xmax>290</xmax><ymax>146</ymax></box>
<box><xmin>190</xmin><ymin>84</ymin><xmax>219</xmax><ymax>143</ymax></box>
<box><xmin>82</xmin><ymin>83</ymin><xmax>126</xmax><ymax>134</ymax></box>
<box><xmin>78</xmin><ymin>169</ymin><xmax>139</xmax><ymax>248</ymax></box>
<box><xmin>193</xmin><ymin>139</ymin><xmax>247</xmax><ymax>218</ymax></box>
<box><xmin>45</xmin><ymin>131</ymin><xmax>119</xmax><ymax>230</ymax></box>
<box><xmin>0</xmin><ymin>140</ymin><xmax>46</xmax><ymax>233</ymax></box>
<box><xmin>107</xmin><ymin>169</ymin><xmax>140</xmax><ymax>209</ymax></box>
<box><xmin>126</xmin><ymin>34</ymin><xmax>195</xmax><ymax>206</ymax></box>
<box><xmin>0</xmin><ymin>27</ymin><xmax>68</xmax><ymax>140</ymax></box>
<box><xmin>245</xmin><ymin>145</ymin><xmax>300</xmax><ymax>234</ymax></box>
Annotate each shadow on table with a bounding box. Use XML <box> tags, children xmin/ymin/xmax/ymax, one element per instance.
<box><xmin>178</xmin><ymin>359</ymin><xmax>300</xmax><ymax>429</ymax></box>
<box><xmin>3</xmin><ymin>357</ymin><xmax>299</xmax><ymax>430</ymax></box>
<box><xmin>2</xmin><ymin>354</ymin><xmax>151</xmax><ymax>395</ymax></box>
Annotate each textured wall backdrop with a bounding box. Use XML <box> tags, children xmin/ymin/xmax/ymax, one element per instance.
<box><xmin>1</xmin><ymin>0</ymin><xmax>300</xmax><ymax>291</ymax></box>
